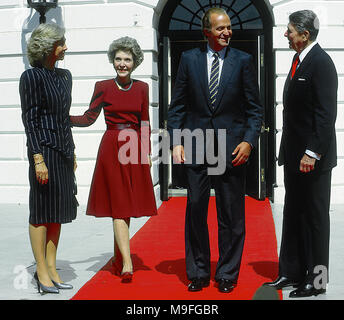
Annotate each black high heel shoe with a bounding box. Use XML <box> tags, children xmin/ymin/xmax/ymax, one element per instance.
<box><xmin>34</xmin><ymin>272</ymin><xmax>59</xmax><ymax>294</ymax></box>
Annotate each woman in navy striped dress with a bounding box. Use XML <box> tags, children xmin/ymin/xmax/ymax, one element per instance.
<box><xmin>19</xmin><ymin>23</ymin><xmax>77</xmax><ymax>294</ymax></box>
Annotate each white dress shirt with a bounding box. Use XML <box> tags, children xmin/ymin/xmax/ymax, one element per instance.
<box><xmin>299</xmin><ymin>41</ymin><xmax>317</xmax><ymax>64</ymax></box>
<box><xmin>207</xmin><ymin>45</ymin><xmax>226</xmax><ymax>83</ymax></box>
<box><xmin>206</xmin><ymin>45</ymin><xmax>253</xmax><ymax>149</ymax></box>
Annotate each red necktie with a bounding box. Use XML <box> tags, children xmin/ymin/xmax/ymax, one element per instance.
<box><xmin>291</xmin><ymin>55</ymin><xmax>300</xmax><ymax>79</ymax></box>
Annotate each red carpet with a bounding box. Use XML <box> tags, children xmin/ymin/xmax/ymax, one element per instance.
<box><xmin>71</xmin><ymin>197</ymin><xmax>281</xmax><ymax>300</ymax></box>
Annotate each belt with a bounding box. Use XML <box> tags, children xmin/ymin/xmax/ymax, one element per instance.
<box><xmin>107</xmin><ymin>123</ymin><xmax>139</xmax><ymax>130</ymax></box>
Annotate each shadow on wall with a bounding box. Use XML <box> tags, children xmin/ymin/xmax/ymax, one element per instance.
<box><xmin>21</xmin><ymin>6</ymin><xmax>64</xmax><ymax>69</ymax></box>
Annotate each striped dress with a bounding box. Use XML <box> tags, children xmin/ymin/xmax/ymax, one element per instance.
<box><xmin>19</xmin><ymin>67</ymin><xmax>77</xmax><ymax>224</ymax></box>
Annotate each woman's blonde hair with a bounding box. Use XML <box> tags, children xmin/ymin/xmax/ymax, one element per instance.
<box><xmin>27</xmin><ymin>23</ymin><xmax>65</xmax><ymax>67</ymax></box>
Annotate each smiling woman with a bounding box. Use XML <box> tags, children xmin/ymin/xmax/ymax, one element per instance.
<box><xmin>27</xmin><ymin>23</ymin><xmax>65</xmax><ymax>68</ymax></box>
<box><xmin>113</xmin><ymin>51</ymin><xmax>134</xmax><ymax>89</ymax></box>
<box><xmin>19</xmin><ymin>22</ymin><xmax>77</xmax><ymax>295</ymax></box>
<box><xmin>107</xmin><ymin>36</ymin><xmax>144</xmax><ymax>89</ymax></box>
<box><xmin>54</xmin><ymin>37</ymin><xmax>67</xmax><ymax>62</ymax></box>
<box><xmin>69</xmin><ymin>36</ymin><xmax>157</xmax><ymax>284</ymax></box>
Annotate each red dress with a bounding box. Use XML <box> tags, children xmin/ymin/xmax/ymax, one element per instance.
<box><xmin>70</xmin><ymin>79</ymin><xmax>157</xmax><ymax>218</ymax></box>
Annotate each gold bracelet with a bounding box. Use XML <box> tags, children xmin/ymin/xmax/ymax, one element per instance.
<box><xmin>33</xmin><ymin>153</ymin><xmax>44</xmax><ymax>161</ymax></box>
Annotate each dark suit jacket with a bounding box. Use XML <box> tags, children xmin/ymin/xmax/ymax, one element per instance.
<box><xmin>167</xmin><ymin>46</ymin><xmax>263</xmax><ymax>168</ymax></box>
<box><xmin>278</xmin><ymin>44</ymin><xmax>338</xmax><ymax>172</ymax></box>
<box><xmin>19</xmin><ymin>67</ymin><xmax>75</xmax><ymax>159</ymax></box>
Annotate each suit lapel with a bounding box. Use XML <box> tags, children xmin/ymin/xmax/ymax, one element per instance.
<box><xmin>288</xmin><ymin>44</ymin><xmax>319</xmax><ymax>90</ymax></box>
<box><xmin>284</xmin><ymin>44</ymin><xmax>320</xmax><ymax>106</ymax></box>
<box><xmin>283</xmin><ymin>53</ymin><xmax>297</xmax><ymax>103</ymax></box>
<box><xmin>294</xmin><ymin>43</ymin><xmax>319</xmax><ymax>78</ymax></box>
<box><xmin>196</xmin><ymin>48</ymin><xmax>210</xmax><ymax>104</ymax></box>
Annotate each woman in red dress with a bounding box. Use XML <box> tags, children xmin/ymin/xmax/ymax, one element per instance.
<box><xmin>70</xmin><ymin>37</ymin><xmax>157</xmax><ymax>282</ymax></box>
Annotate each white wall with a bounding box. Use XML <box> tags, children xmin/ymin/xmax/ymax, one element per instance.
<box><xmin>0</xmin><ymin>0</ymin><xmax>343</xmax><ymax>204</ymax></box>
<box><xmin>272</xmin><ymin>0</ymin><xmax>344</xmax><ymax>203</ymax></box>
<box><xmin>0</xmin><ymin>0</ymin><xmax>161</xmax><ymax>206</ymax></box>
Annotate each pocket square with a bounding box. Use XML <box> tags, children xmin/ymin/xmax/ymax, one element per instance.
<box><xmin>297</xmin><ymin>78</ymin><xmax>306</xmax><ymax>81</ymax></box>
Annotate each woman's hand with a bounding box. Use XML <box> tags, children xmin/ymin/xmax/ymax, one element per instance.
<box><xmin>148</xmin><ymin>155</ymin><xmax>152</xmax><ymax>168</ymax></box>
<box><xmin>74</xmin><ymin>154</ymin><xmax>77</xmax><ymax>172</ymax></box>
<box><xmin>33</xmin><ymin>153</ymin><xmax>48</xmax><ymax>184</ymax></box>
<box><xmin>35</xmin><ymin>161</ymin><xmax>49</xmax><ymax>185</ymax></box>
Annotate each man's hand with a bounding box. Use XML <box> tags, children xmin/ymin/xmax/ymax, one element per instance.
<box><xmin>300</xmin><ymin>154</ymin><xmax>316</xmax><ymax>173</ymax></box>
<box><xmin>232</xmin><ymin>142</ymin><xmax>252</xmax><ymax>167</ymax></box>
<box><xmin>172</xmin><ymin>145</ymin><xmax>185</xmax><ymax>164</ymax></box>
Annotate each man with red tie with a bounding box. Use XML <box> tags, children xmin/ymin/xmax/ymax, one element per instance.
<box><xmin>264</xmin><ymin>10</ymin><xmax>338</xmax><ymax>298</ymax></box>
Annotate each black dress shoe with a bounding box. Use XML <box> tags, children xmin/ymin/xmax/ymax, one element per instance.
<box><xmin>289</xmin><ymin>283</ymin><xmax>326</xmax><ymax>298</ymax></box>
<box><xmin>263</xmin><ymin>276</ymin><xmax>301</xmax><ymax>290</ymax></box>
<box><xmin>217</xmin><ymin>279</ymin><xmax>235</xmax><ymax>293</ymax></box>
<box><xmin>188</xmin><ymin>278</ymin><xmax>210</xmax><ymax>292</ymax></box>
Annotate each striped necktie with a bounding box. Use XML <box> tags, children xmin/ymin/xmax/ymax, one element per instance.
<box><xmin>209</xmin><ymin>52</ymin><xmax>220</xmax><ymax>108</ymax></box>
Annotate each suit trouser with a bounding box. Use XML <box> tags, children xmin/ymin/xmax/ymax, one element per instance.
<box><xmin>184</xmin><ymin>164</ymin><xmax>246</xmax><ymax>282</ymax></box>
<box><xmin>279</xmin><ymin>167</ymin><xmax>331</xmax><ymax>283</ymax></box>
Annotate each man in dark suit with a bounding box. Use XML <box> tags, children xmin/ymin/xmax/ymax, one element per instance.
<box><xmin>167</xmin><ymin>7</ymin><xmax>263</xmax><ymax>293</ymax></box>
<box><xmin>264</xmin><ymin>10</ymin><xmax>337</xmax><ymax>298</ymax></box>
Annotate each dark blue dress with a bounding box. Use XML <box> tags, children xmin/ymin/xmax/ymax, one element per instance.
<box><xmin>20</xmin><ymin>67</ymin><xmax>77</xmax><ymax>224</ymax></box>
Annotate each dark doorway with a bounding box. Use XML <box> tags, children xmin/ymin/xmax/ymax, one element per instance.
<box><xmin>158</xmin><ymin>0</ymin><xmax>275</xmax><ymax>201</ymax></box>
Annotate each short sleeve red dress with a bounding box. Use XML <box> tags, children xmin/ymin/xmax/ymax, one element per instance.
<box><xmin>70</xmin><ymin>79</ymin><xmax>157</xmax><ymax>218</ymax></box>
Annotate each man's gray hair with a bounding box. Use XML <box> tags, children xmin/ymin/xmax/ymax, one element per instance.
<box><xmin>27</xmin><ymin>23</ymin><xmax>65</xmax><ymax>67</ymax></box>
<box><xmin>107</xmin><ymin>36</ymin><xmax>144</xmax><ymax>70</ymax></box>
<box><xmin>289</xmin><ymin>10</ymin><xmax>319</xmax><ymax>41</ymax></box>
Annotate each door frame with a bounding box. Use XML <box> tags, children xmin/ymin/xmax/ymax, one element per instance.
<box><xmin>158</xmin><ymin>0</ymin><xmax>276</xmax><ymax>201</ymax></box>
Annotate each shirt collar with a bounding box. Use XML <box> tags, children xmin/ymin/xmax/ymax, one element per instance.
<box><xmin>207</xmin><ymin>44</ymin><xmax>226</xmax><ymax>60</ymax></box>
<box><xmin>299</xmin><ymin>41</ymin><xmax>317</xmax><ymax>62</ymax></box>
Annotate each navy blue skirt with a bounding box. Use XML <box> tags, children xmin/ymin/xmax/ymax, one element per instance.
<box><xmin>28</xmin><ymin>147</ymin><xmax>78</xmax><ymax>224</ymax></box>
